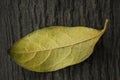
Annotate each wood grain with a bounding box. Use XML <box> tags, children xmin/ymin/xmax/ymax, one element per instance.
<box><xmin>0</xmin><ymin>0</ymin><xmax>120</xmax><ymax>80</ymax></box>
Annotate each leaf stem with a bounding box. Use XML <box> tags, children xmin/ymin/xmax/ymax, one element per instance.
<box><xmin>102</xmin><ymin>19</ymin><xmax>109</xmax><ymax>32</ymax></box>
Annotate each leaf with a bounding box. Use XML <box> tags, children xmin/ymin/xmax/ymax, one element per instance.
<box><xmin>9</xmin><ymin>19</ymin><xmax>109</xmax><ymax>72</ymax></box>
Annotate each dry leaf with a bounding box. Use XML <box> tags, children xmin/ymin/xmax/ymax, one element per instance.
<box><xmin>9</xmin><ymin>19</ymin><xmax>109</xmax><ymax>72</ymax></box>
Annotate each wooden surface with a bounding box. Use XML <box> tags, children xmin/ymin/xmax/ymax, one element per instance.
<box><xmin>0</xmin><ymin>0</ymin><xmax>120</xmax><ymax>80</ymax></box>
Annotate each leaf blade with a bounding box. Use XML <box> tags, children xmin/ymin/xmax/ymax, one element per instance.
<box><xmin>10</xmin><ymin>19</ymin><xmax>109</xmax><ymax>72</ymax></box>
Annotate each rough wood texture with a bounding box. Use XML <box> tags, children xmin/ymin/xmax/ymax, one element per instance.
<box><xmin>0</xmin><ymin>0</ymin><xmax>120</xmax><ymax>80</ymax></box>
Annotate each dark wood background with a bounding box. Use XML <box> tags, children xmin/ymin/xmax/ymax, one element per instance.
<box><xmin>0</xmin><ymin>0</ymin><xmax>120</xmax><ymax>80</ymax></box>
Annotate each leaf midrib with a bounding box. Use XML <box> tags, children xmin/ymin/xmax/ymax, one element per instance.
<box><xmin>12</xmin><ymin>30</ymin><xmax>103</xmax><ymax>54</ymax></box>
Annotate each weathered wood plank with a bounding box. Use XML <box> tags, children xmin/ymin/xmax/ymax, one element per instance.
<box><xmin>0</xmin><ymin>0</ymin><xmax>120</xmax><ymax>80</ymax></box>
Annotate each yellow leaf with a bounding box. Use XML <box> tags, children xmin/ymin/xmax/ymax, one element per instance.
<box><xmin>9</xmin><ymin>19</ymin><xmax>109</xmax><ymax>72</ymax></box>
